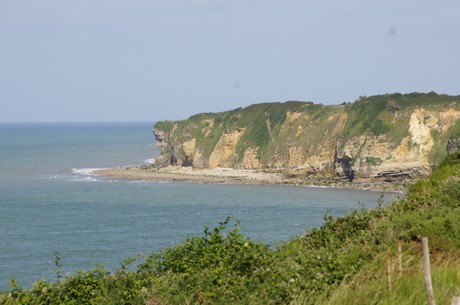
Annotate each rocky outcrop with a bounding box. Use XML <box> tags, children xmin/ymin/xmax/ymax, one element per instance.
<box><xmin>153</xmin><ymin>93</ymin><xmax>460</xmax><ymax>183</ymax></box>
<box><xmin>209</xmin><ymin>128</ymin><xmax>244</xmax><ymax>168</ymax></box>
<box><xmin>448</xmin><ymin>137</ymin><xmax>460</xmax><ymax>154</ymax></box>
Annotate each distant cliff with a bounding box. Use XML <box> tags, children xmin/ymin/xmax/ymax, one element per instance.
<box><xmin>153</xmin><ymin>92</ymin><xmax>460</xmax><ymax>183</ymax></box>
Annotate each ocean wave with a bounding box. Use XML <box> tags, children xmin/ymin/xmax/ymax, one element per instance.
<box><xmin>306</xmin><ymin>184</ymin><xmax>333</xmax><ymax>189</ymax></box>
<box><xmin>144</xmin><ymin>159</ymin><xmax>156</xmax><ymax>164</ymax></box>
<box><xmin>72</xmin><ymin>176</ymin><xmax>99</xmax><ymax>182</ymax></box>
<box><xmin>70</xmin><ymin>168</ymin><xmax>108</xmax><ymax>183</ymax></box>
<box><xmin>72</xmin><ymin>168</ymin><xmax>105</xmax><ymax>175</ymax></box>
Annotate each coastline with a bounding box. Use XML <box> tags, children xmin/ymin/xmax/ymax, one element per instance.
<box><xmin>93</xmin><ymin>166</ymin><xmax>283</xmax><ymax>185</ymax></box>
<box><xmin>92</xmin><ymin>165</ymin><xmax>407</xmax><ymax>193</ymax></box>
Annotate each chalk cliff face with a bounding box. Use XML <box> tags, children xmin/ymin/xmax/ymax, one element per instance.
<box><xmin>153</xmin><ymin>93</ymin><xmax>460</xmax><ymax>182</ymax></box>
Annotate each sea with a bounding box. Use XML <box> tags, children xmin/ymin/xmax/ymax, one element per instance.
<box><xmin>0</xmin><ymin>122</ymin><xmax>400</xmax><ymax>290</ymax></box>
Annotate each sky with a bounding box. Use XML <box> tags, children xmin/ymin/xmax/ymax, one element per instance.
<box><xmin>1</xmin><ymin>0</ymin><xmax>459</xmax><ymax>123</ymax></box>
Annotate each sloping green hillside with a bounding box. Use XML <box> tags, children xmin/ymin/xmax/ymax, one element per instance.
<box><xmin>3</xmin><ymin>152</ymin><xmax>460</xmax><ymax>304</ymax></box>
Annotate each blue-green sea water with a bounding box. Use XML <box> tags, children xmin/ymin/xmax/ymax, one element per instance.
<box><xmin>0</xmin><ymin>123</ymin><xmax>399</xmax><ymax>290</ymax></box>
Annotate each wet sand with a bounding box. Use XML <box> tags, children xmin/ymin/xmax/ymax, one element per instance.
<box><xmin>93</xmin><ymin>166</ymin><xmax>283</xmax><ymax>185</ymax></box>
<box><xmin>92</xmin><ymin>165</ymin><xmax>406</xmax><ymax>192</ymax></box>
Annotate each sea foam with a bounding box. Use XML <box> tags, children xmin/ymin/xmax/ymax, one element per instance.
<box><xmin>72</xmin><ymin>168</ymin><xmax>104</xmax><ymax>175</ymax></box>
<box><xmin>71</xmin><ymin>168</ymin><xmax>106</xmax><ymax>182</ymax></box>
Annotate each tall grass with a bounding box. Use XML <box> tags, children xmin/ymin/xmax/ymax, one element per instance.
<box><xmin>315</xmin><ymin>251</ymin><xmax>460</xmax><ymax>305</ymax></box>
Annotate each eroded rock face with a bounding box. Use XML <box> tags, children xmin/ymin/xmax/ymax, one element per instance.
<box><xmin>153</xmin><ymin>128</ymin><xmax>168</xmax><ymax>151</ymax></box>
<box><xmin>182</xmin><ymin>138</ymin><xmax>196</xmax><ymax>160</ymax></box>
<box><xmin>241</xmin><ymin>148</ymin><xmax>260</xmax><ymax>169</ymax></box>
<box><xmin>209</xmin><ymin>128</ymin><xmax>245</xmax><ymax>168</ymax></box>
<box><xmin>152</xmin><ymin>128</ymin><xmax>169</xmax><ymax>166</ymax></box>
<box><xmin>408</xmin><ymin>108</ymin><xmax>434</xmax><ymax>160</ymax></box>
<box><xmin>334</xmin><ymin>108</ymin><xmax>460</xmax><ymax>180</ymax></box>
<box><xmin>440</xmin><ymin>108</ymin><xmax>460</xmax><ymax>133</ymax></box>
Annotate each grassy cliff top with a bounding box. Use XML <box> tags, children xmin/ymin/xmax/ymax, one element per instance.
<box><xmin>155</xmin><ymin>92</ymin><xmax>459</xmax><ymax>131</ymax></box>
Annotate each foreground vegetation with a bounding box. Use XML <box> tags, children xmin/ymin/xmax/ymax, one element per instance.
<box><xmin>2</xmin><ymin>152</ymin><xmax>460</xmax><ymax>304</ymax></box>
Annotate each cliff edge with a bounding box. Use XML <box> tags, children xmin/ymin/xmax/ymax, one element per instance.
<box><xmin>153</xmin><ymin>92</ymin><xmax>460</xmax><ymax>185</ymax></box>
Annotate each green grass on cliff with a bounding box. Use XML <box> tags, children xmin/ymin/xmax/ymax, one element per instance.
<box><xmin>234</xmin><ymin>102</ymin><xmax>315</xmax><ymax>162</ymax></box>
<box><xmin>2</xmin><ymin>152</ymin><xmax>460</xmax><ymax>305</ymax></box>
<box><xmin>449</xmin><ymin>120</ymin><xmax>460</xmax><ymax>140</ymax></box>
<box><xmin>428</xmin><ymin>119</ymin><xmax>460</xmax><ymax>165</ymax></box>
<box><xmin>343</xmin><ymin>92</ymin><xmax>460</xmax><ymax>140</ymax></box>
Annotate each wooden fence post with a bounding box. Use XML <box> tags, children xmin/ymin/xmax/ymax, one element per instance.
<box><xmin>451</xmin><ymin>296</ymin><xmax>460</xmax><ymax>305</ymax></box>
<box><xmin>398</xmin><ymin>240</ymin><xmax>403</xmax><ymax>274</ymax></box>
<box><xmin>422</xmin><ymin>237</ymin><xmax>436</xmax><ymax>305</ymax></box>
<box><xmin>387</xmin><ymin>249</ymin><xmax>393</xmax><ymax>291</ymax></box>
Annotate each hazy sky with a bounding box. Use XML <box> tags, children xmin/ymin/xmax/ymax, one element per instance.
<box><xmin>1</xmin><ymin>1</ymin><xmax>459</xmax><ymax>122</ymax></box>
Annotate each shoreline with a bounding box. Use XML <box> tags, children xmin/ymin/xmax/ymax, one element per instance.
<box><xmin>92</xmin><ymin>165</ymin><xmax>407</xmax><ymax>193</ymax></box>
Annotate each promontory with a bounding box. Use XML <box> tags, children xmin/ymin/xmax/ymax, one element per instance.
<box><xmin>151</xmin><ymin>92</ymin><xmax>460</xmax><ymax>189</ymax></box>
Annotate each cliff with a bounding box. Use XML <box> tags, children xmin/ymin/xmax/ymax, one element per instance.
<box><xmin>153</xmin><ymin>92</ymin><xmax>460</xmax><ymax>183</ymax></box>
